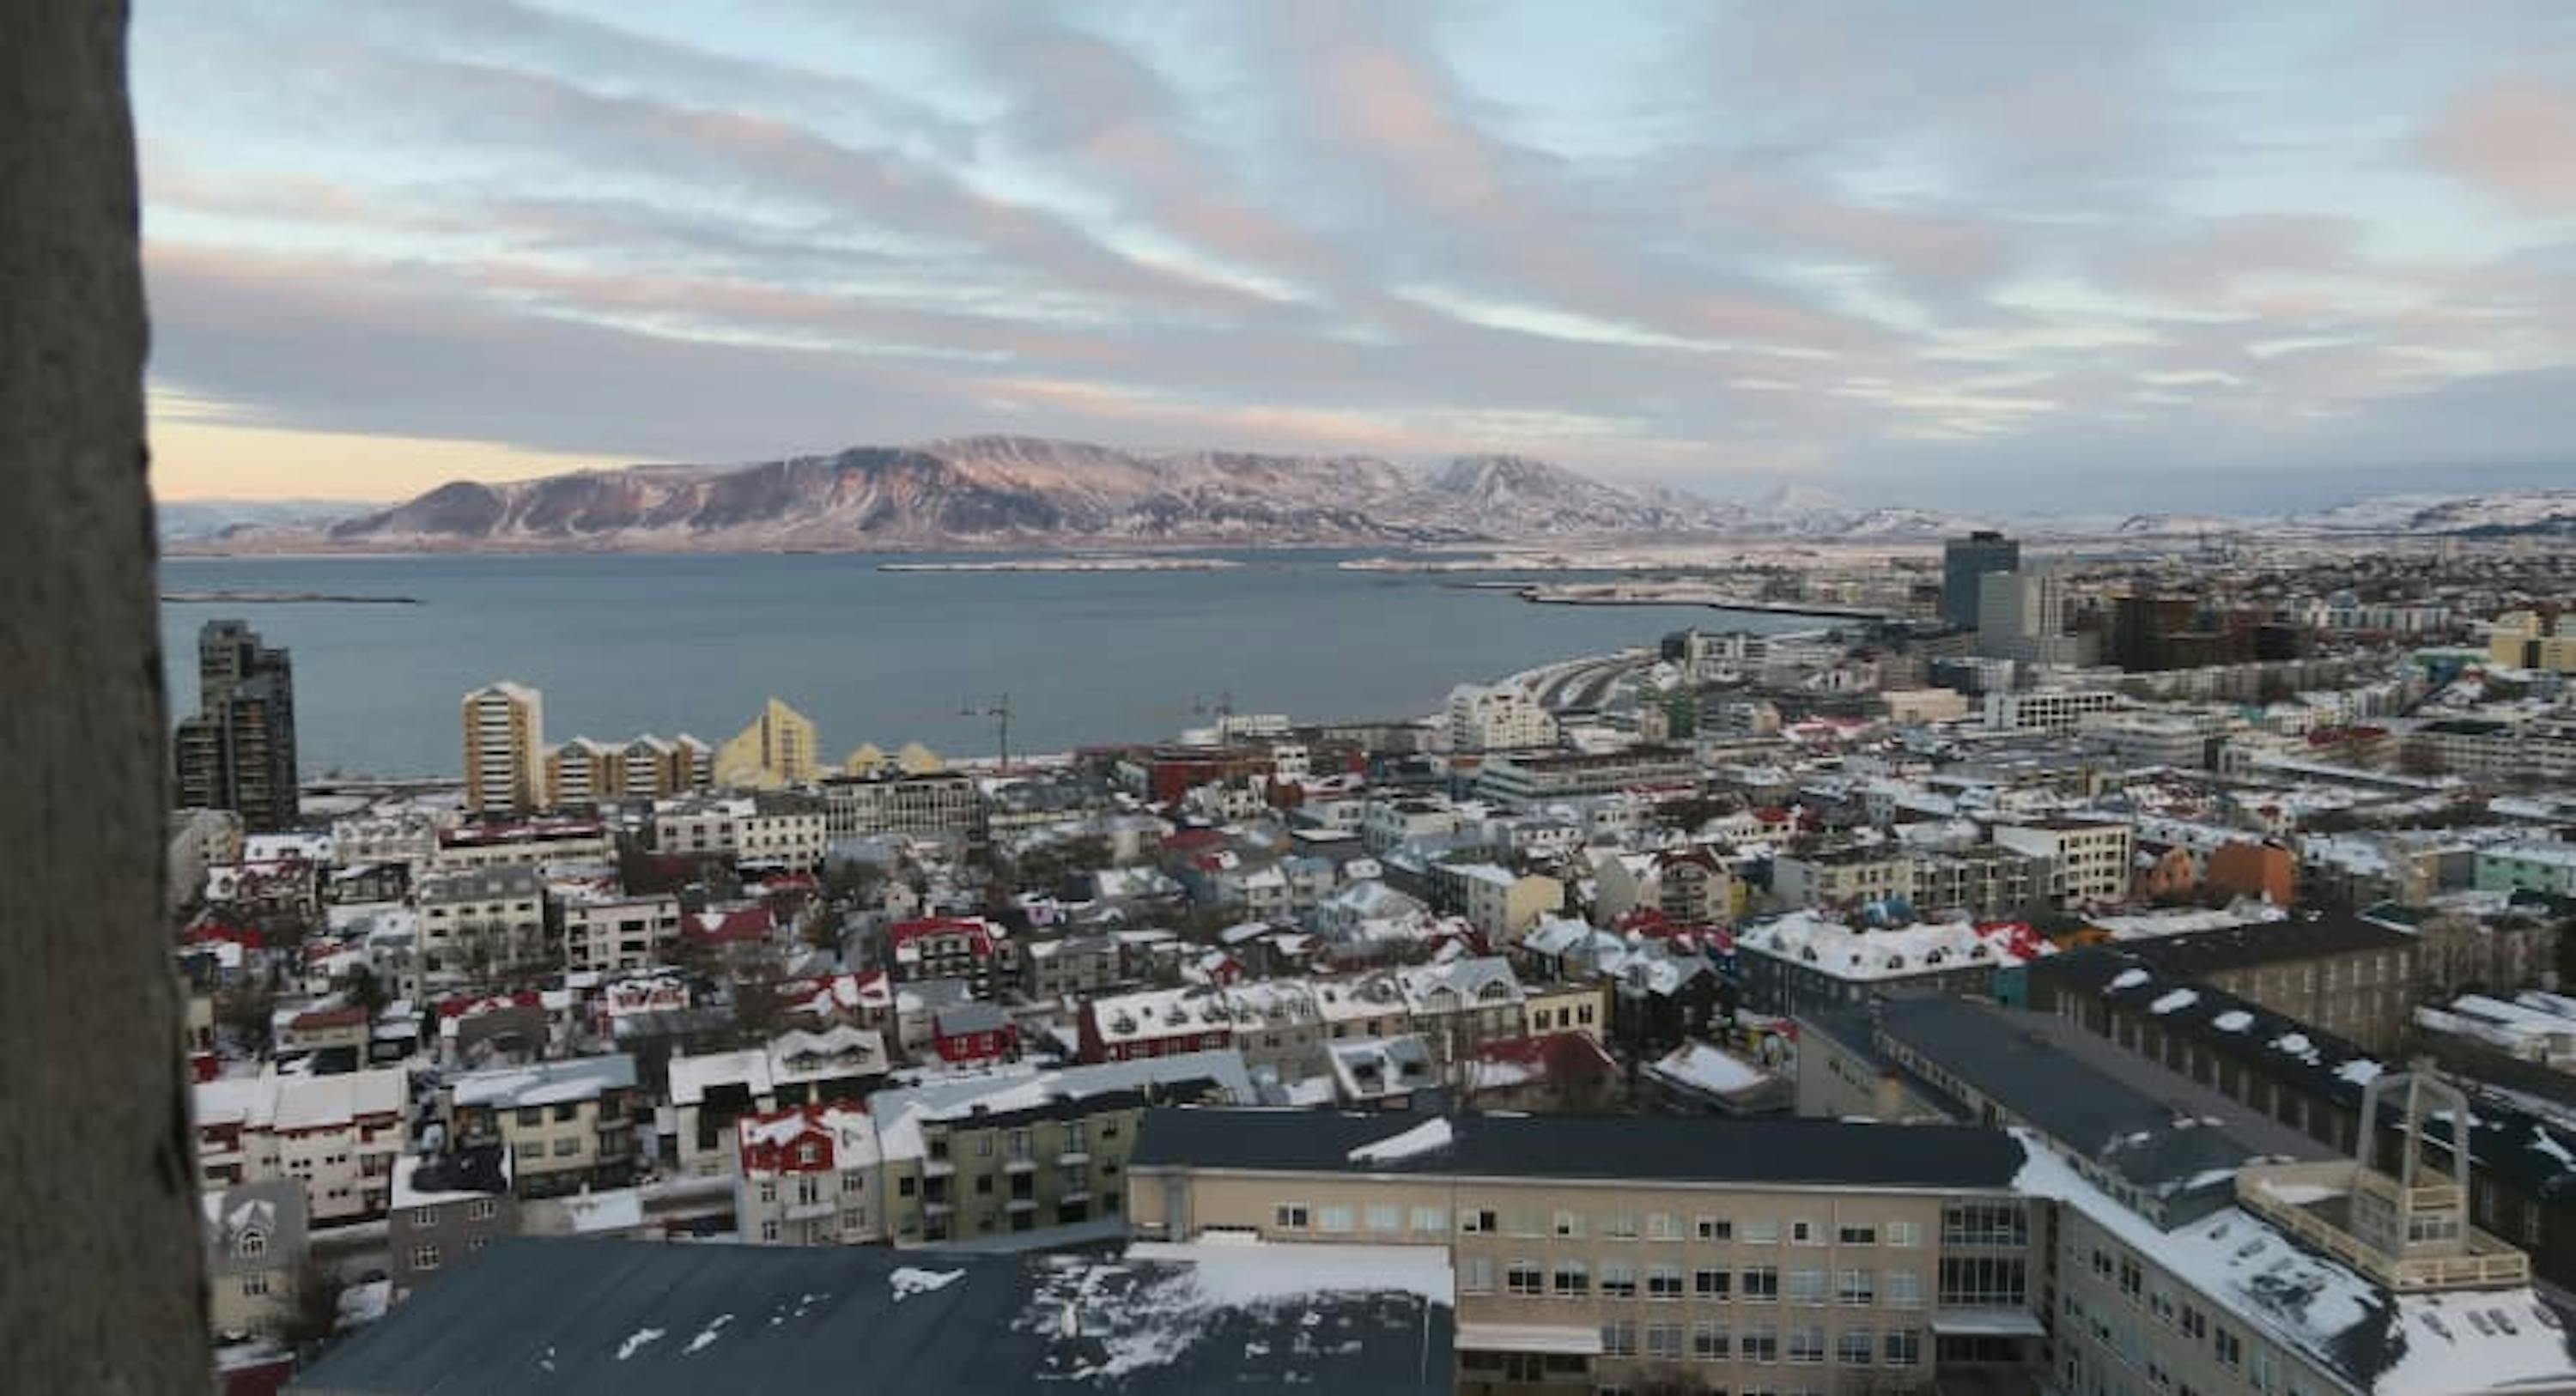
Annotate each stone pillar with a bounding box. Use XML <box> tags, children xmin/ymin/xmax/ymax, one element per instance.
<box><xmin>0</xmin><ymin>1</ymin><xmax>212</xmax><ymax>1389</ymax></box>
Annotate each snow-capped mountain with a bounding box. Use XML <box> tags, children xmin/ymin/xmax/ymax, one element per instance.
<box><xmin>157</xmin><ymin>498</ymin><xmax>378</xmax><ymax>543</ymax></box>
<box><xmin>315</xmin><ymin>436</ymin><xmax>1725</xmax><ymax>550</ymax></box>
<box><xmin>2287</xmin><ymin>489</ymin><xmax>2576</xmax><ymax>536</ymax></box>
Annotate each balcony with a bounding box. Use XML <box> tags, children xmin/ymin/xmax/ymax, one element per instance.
<box><xmin>1058</xmin><ymin>1150</ymin><xmax>1091</xmax><ymax>1167</ymax></box>
<box><xmin>783</xmin><ymin>1198</ymin><xmax>835</xmax><ymax>1223</ymax></box>
<box><xmin>2236</xmin><ymin>1162</ymin><xmax>2530</xmax><ymax>1292</ymax></box>
<box><xmin>923</xmin><ymin>1158</ymin><xmax>955</xmax><ymax>1178</ymax></box>
<box><xmin>1004</xmin><ymin>1157</ymin><xmax>1036</xmax><ymax>1174</ymax></box>
<box><xmin>1006</xmin><ymin>1198</ymin><xmax>1038</xmax><ymax>1212</ymax></box>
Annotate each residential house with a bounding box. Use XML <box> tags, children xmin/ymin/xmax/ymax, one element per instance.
<box><xmin>388</xmin><ymin>1145</ymin><xmax>513</xmax><ymax>1302</ymax></box>
<box><xmin>666</xmin><ymin>1028</ymin><xmax>890</xmax><ymax>1178</ymax></box>
<box><xmin>194</xmin><ymin>1067</ymin><xmax>407</xmax><ymax>1224</ymax></box>
<box><xmin>733</xmin><ymin>1102</ymin><xmax>884</xmax><ymax>1247</ymax></box>
<box><xmin>203</xmin><ymin>1179</ymin><xmax>307</xmax><ymax>1338</ymax></box>
<box><xmin>440</xmin><ymin>1055</ymin><xmax>641</xmax><ymax>1199</ymax></box>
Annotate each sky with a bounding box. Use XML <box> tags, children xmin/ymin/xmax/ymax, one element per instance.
<box><xmin>136</xmin><ymin>0</ymin><xmax>2576</xmax><ymax>512</ymax></box>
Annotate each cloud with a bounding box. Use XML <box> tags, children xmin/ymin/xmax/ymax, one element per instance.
<box><xmin>131</xmin><ymin>0</ymin><xmax>2576</xmax><ymax>509</ymax></box>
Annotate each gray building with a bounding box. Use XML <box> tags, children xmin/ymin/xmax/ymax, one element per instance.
<box><xmin>175</xmin><ymin>619</ymin><xmax>301</xmax><ymax>832</ymax></box>
<box><xmin>390</xmin><ymin>1145</ymin><xmax>516</xmax><ymax>1302</ymax></box>
<box><xmin>1941</xmin><ymin>531</ymin><xmax>2019</xmax><ymax>630</ymax></box>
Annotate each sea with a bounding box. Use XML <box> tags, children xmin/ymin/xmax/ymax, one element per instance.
<box><xmin>157</xmin><ymin>550</ymin><xmax>1807</xmax><ymax>780</ymax></box>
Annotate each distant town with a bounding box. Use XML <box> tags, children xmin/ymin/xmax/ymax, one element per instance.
<box><xmin>173</xmin><ymin>529</ymin><xmax>2576</xmax><ymax>1394</ymax></box>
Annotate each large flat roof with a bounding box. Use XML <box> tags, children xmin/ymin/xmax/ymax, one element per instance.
<box><xmin>1131</xmin><ymin>1108</ymin><xmax>2021</xmax><ymax>1190</ymax></box>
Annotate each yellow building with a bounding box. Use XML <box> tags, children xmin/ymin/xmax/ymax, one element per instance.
<box><xmin>462</xmin><ymin>682</ymin><xmax>544</xmax><ymax>813</ymax></box>
<box><xmin>2489</xmin><ymin>610</ymin><xmax>2576</xmax><ymax>673</ymax></box>
<box><xmin>714</xmin><ymin>697</ymin><xmax>819</xmax><ymax>789</ymax></box>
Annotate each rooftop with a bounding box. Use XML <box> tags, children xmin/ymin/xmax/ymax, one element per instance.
<box><xmin>287</xmin><ymin>1237</ymin><xmax>1452</xmax><ymax>1395</ymax></box>
<box><xmin>1131</xmin><ymin>1108</ymin><xmax>2023</xmax><ymax>1189</ymax></box>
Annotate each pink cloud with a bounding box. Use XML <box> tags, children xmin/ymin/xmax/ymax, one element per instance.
<box><xmin>2423</xmin><ymin>74</ymin><xmax>2576</xmax><ymax>212</ymax></box>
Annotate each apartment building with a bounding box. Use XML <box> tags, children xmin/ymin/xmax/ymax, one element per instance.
<box><xmin>1993</xmin><ymin>816</ymin><xmax>2136</xmax><ymax>907</ymax></box>
<box><xmin>666</xmin><ymin>1026</ymin><xmax>890</xmax><ymax>1178</ymax></box>
<box><xmin>413</xmin><ymin>865</ymin><xmax>547</xmax><ymax>986</ymax></box>
<box><xmin>175</xmin><ymin>620</ymin><xmax>301</xmax><ymax>833</ymax></box>
<box><xmin>2476</xmin><ymin>841</ymin><xmax>2576</xmax><ymax>897</ymax></box>
<box><xmin>1402</xmin><ymin>956</ymin><xmax>1530</xmax><ymax>1064</ymax></box>
<box><xmin>193</xmin><ymin>1066</ymin><xmax>408</xmax><ymax>1224</ymax></box>
<box><xmin>202</xmin><ymin>1179</ymin><xmax>307</xmax><ymax>1338</ymax></box>
<box><xmin>732</xmin><ymin>1103</ymin><xmax>884</xmax><ymax>1247</ymax></box>
<box><xmin>432</xmin><ymin>818</ymin><xmax>613</xmax><ymax>871</ymax></box>
<box><xmin>1448</xmin><ymin>683</ymin><xmax>1561</xmax><ymax>752</ymax></box>
<box><xmin>738</xmin><ymin>791</ymin><xmax>829</xmax><ymax>870</ymax></box>
<box><xmin>440</xmin><ymin>1055</ymin><xmax>640</xmax><ymax>1199</ymax></box>
<box><xmin>1733</xmin><ymin>913</ymin><xmax>2051</xmax><ymax>1017</ymax></box>
<box><xmin>1910</xmin><ymin>846</ymin><xmax>2038</xmax><ymax>920</ymax></box>
<box><xmin>1127</xmin><ymin>1109</ymin><xmax>2036</xmax><ymax>1394</ymax></box>
<box><xmin>1445</xmin><ymin>864</ymin><xmax>1564</xmax><ymax>945</ymax></box>
<box><xmin>542</xmin><ymin>737</ymin><xmax>620</xmax><ymax>807</ymax></box>
<box><xmin>388</xmin><ymin>1145</ymin><xmax>514</xmax><ymax>1302</ymax></box>
<box><xmin>1773</xmin><ymin>843</ymin><xmax>1915</xmax><ymax>912</ymax></box>
<box><xmin>462</xmin><ymin>681</ymin><xmax>545</xmax><ymax>814</ymax></box>
<box><xmin>557</xmin><ymin>890</ymin><xmax>682</xmax><ymax>974</ymax></box>
<box><xmin>714</xmin><ymin>695</ymin><xmax>819</xmax><ymax>789</ymax></box>
<box><xmin>877</xmin><ymin>1051</ymin><xmax>1255</xmax><ymax>1246</ymax></box>
<box><xmin>888</xmin><ymin>915</ymin><xmax>1007</xmax><ymax>994</ymax></box>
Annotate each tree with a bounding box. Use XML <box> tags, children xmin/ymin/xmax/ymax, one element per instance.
<box><xmin>343</xmin><ymin>963</ymin><xmax>387</xmax><ymax>1017</ymax></box>
<box><xmin>216</xmin><ymin>980</ymin><xmax>279</xmax><ymax>1055</ymax></box>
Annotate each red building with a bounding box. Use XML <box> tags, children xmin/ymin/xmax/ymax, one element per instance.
<box><xmin>889</xmin><ymin>916</ymin><xmax>1005</xmax><ymax>992</ymax></box>
<box><xmin>930</xmin><ymin>1002</ymin><xmax>1019</xmax><ymax>1065</ymax></box>
<box><xmin>1076</xmin><ymin>986</ymin><xmax>1236</xmax><ymax>1063</ymax></box>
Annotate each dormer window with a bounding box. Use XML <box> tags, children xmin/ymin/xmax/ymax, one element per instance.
<box><xmin>235</xmin><ymin>1229</ymin><xmax>266</xmax><ymax>1260</ymax></box>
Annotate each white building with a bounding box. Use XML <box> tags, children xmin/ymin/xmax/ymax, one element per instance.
<box><xmin>413</xmin><ymin>865</ymin><xmax>548</xmax><ymax>986</ymax></box>
<box><xmin>1993</xmin><ymin>816</ymin><xmax>2136</xmax><ymax>907</ymax></box>
<box><xmin>1447</xmin><ymin>683</ymin><xmax>1559</xmax><ymax>752</ymax></box>
<box><xmin>558</xmin><ymin>891</ymin><xmax>683</xmax><ymax>974</ymax></box>
<box><xmin>733</xmin><ymin>1103</ymin><xmax>884</xmax><ymax>1247</ymax></box>
<box><xmin>1983</xmin><ymin>688</ymin><xmax>2122</xmax><ymax>732</ymax></box>
<box><xmin>193</xmin><ymin>1067</ymin><xmax>409</xmax><ymax>1224</ymax></box>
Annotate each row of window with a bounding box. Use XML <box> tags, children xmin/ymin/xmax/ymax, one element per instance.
<box><xmin>1447</xmin><ymin>1207</ymin><xmax>1929</xmax><ymax>1247</ymax></box>
<box><xmin>1593</xmin><ymin>1320</ymin><xmax>1923</xmax><ymax>1368</ymax></box>
<box><xmin>1466</xmin><ymin>1259</ymin><xmax>1924</xmax><ymax>1308</ymax></box>
<box><xmin>409</xmin><ymin>1199</ymin><xmax>500</xmax><ymax>1226</ymax></box>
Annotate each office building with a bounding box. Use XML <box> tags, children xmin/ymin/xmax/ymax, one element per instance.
<box><xmin>1942</xmin><ymin>531</ymin><xmax>2020</xmax><ymax>629</ymax></box>
<box><xmin>1129</xmin><ymin>1108</ymin><xmax>2040</xmax><ymax>1393</ymax></box>
<box><xmin>174</xmin><ymin>619</ymin><xmax>301</xmax><ymax>831</ymax></box>
<box><xmin>462</xmin><ymin>681</ymin><xmax>544</xmax><ymax>813</ymax></box>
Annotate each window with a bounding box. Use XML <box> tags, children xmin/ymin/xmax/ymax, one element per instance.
<box><xmin>554</xmin><ymin>1102</ymin><xmax>579</xmax><ymax>1123</ymax></box>
<box><xmin>234</xmin><ymin>1229</ymin><xmax>267</xmax><ymax>1260</ymax></box>
<box><xmin>1647</xmin><ymin>1323</ymin><xmax>1685</xmax><ymax>1360</ymax></box>
<box><xmin>516</xmin><ymin>1107</ymin><xmax>544</xmax><ymax>1127</ymax></box>
<box><xmin>1649</xmin><ymin>1212</ymin><xmax>1685</xmax><ymax>1241</ymax></box>
<box><xmin>1460</xmin><ymin>1257</ymin><xmax>1496</xmax><ymax>1294</ymax></box>
<box><xmin>1787</xmin><ymin>1326</ymin><xmax>1824</xmax><ymax>1364</ymax></box>
<box><xmin>1410</xmin><ymin>1206</ymin><xmax>1446</xmax><ymax>1235</ymax></box>
<box><xmin>2180</xmin><ymin>1305</ymin><xmax>2207</xmax><ymax>1340</ymax></box>
<box><xmin>796</xmin><ymin>1177</ymin><xmax>823</xmax><ymax>1205</ymax></box>
<box><xmin>1695</xmin><ymin>1268</ymin><xmax>1733</xmax><ymax>1300</ymax></box>
<box><xmin>841</xmin><ymin>1170</ymin><xmax>867</xmax><ymax>1195</ymax></box>
<box><xmin>1508</xmin><ymin>1261</ymin><xmax>1544</xmax><ymax>1297</ymax></box>
<box><xmin>1838</xmin><ymin>1328</ymin><xmax>1874</xmax><ymax>1367</ymax></box>
<box><xmin>1553</xmin><ymin>1262</ymin><xmax>1590</xmax><ymax>1297</ymax></box>
<box><xmin>1008</xmin><ymin>1129</ymin><xmax>1032</xmax><ymax>1161</ymax></box>
<box><xmin>1275</xmin><ymin>1204</ymin><xmax>1309</xmax><ymax>1231</ymax></box>
<box><xmin>2215</xmin><ymin>1330</ymin><xmax>2244</xmax><ymax>1370</ymax></box>
<box><xmin>1604</xmin><ymin>1211</ymin><xmax>1640</xmax><ymax>1240</ymax></box>
<box><xmin>759</xmin><ymin>1220</ymin><xmax>780</xmax><ymax>1241</ymax></box>
<box><xmin>1741</xmin><ymin>1219</ymin><xmax>1781</xmax><ymax>1244</ymax></box>
<box><xmin>1884</xmin><ymin>1269</ymin><xmax>1923</xmax><ymax>1309</ymax></box>
<box><xmin>1366</xmin><ymin>1205</ymin><xmax>1401</xmax><ymax>1234</ymax></box>
<box><xmin>1697</xmin><ymin>1216</ymin><xmax>1734</xmax><ymax>1241</ymax></box>
<box><xmin>1601</xmin><ymin>1321</ymin><xmax>1638</xmax><ymax>1357</ymax></box>
<box><xmin>758</xmin><ymin>1181</ymin><xmax>778</xmax><ymax>1204</ymax></box>
<box><xmin>551</xmin><ymin>1137</ymin><xmax>580</xmax><ymax>1156</ymax></box>
<box><xmin>1789</xmin><ymin>1219</ymin><xmax>1819</xmax><ymax>1245</ymax></box>
<box><xmin>1938</xmin><ymin>1255</ymin><xmax>2026</xmax><ymax>1308</ymax></box>
<box><xmin>411</xmin><ymin>1243</ymin><xmax>440</xmax><ymax>1272</ymax></box>
<box><xmin>2119</xmin><ymin>1256</ymin><xmax>2143</xmax><ymax>1298</ymax></box>
<box><xmin>1553</xmin><ymin>1210</ymin><xmax>1583</xmax><ymax>1238</ymax></box>
<box><xmin>1693</xmin><ymin>1322</ymin><xmax>1732</xmax><ymax>1361</ymax></box>
<box><xmin>1742</xmin><ymin>1266</ymin><xmax>1778</xmax><ymax>1302</ymax></box>
<box><xmin>1941</xmin><ymin>1201</ymin><xmax>2027</xmax><ymax>1247</ymax></box>
<box><xmin>1318</xmin><ymin>1205</ymin><xmax>1354</xmax><ymax>1235</ymax></box>
<box><xmin>410</xmin><ymin>1206</ymin><xmax>439</xmax><ymax>1227</ymax></box>
<box><xmin>1648</xmin><ymin>1266</ymin><xmax>1685</xmax><ymax>1300</ymax></box>
<box><xmin>1837</xmin><ymin>1223</ymin><xmax>1875</xmax><ymax>1246</ymax></box>
<box><xmin>1505</xmin><ymin>1208</ymin><xmax>1543</xmax><ymax>1238</ymax></box>
<box><xmin>1461</xmin><ymin>1208</ymin><xmax>1498</xmax><ymax>1235</ymax></box>
<box><xmin>897</xmin><ymin>1175</ymin><xmax>916</xmax><ymax>1199</ymax></box>
<box><xmin>1741</xmin><ymin>1326</ymin><xmax>1778</xmax><ymax>1363</ymax></box>
<box><xmin>841</xmin><ymin>1209</ymin><xmax>864</xmax><ymax>1234</ymax></box>
<box><xmin>1601</xmin><ymin>1263</ymin><xmax>1638</xmax><ymax>1299</ymax></box>
<box><xmin>1784</xmin><ymin>1270</ymin><xmax>1826</xmax><ymax>1304</ymax></box>
<box><xmin>1884</xmin><ymin>1331</ymin><xmax>1921</xmax><ymax>1369</ymax></box>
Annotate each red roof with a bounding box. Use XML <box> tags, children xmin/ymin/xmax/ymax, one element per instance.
<box><xmin>1473</xmin><ymin>1030</ymin><xmax>1618</xmax><ymax>1083</ymax></box>
<box><xmin>685</xmin><ymin>904</ymin><xmax>775</xmax><ymax>944</ymax></box>
<box><xmin>890</xmin><ymin>916</ymin><xmax>998</xmax><ymax>956</ymax></box>
<box><xmin>436</xmin><ymin>990</ymin><xmax>542</xmax><ymax>1019</ymax></box>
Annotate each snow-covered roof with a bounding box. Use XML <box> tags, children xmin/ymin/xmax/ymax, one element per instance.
<box><xmin>1735</xmin><ymin>910</ymin><xmax>2052</xmax><ymax>981</ymax></box>
<box><xmin>449</xmin><ymin>1054</ymin><xmax>635</xmax><ymax>1109</ymax></box>
<box><xmin>1645</xmin><ymin>1041</ymin><xmax>1772</xmax><ymax>1100</ymax></box>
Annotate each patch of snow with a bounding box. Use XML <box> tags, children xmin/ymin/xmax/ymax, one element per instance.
<box><xmin>2212</xmin><ymin>1011</ymin><xmax>2254</xmax><ymax>1032</ymax></box>
<box><xmin>684</xmin><ymin>1314</ymin><xmax>732</xmax><ymax>1354</ymax></box>
<box><xmin>615</xmin><ymin>1327</ymin><xmax>665</xmax><ymax>1361</ymax></box>
<box><xmin>2110</xmin><ymin>968</ymin><xmax>2151</xmax><ymax>990</ymax></box>
<box><xmin>890</xmin><ymin>1266</ymin><xmax>965</xmax><ymax>1302</ymax></box>
<box><xmin>1346</xmin><ymin>1117</ymin><xmax>1454</xmax><ymax>1165</ymax></box>
<box><xmin>2336</xmin><ymin>1059</ymin><xmax>2386</xmax><ymax>1086</ymax></box>
<box><xmin>2148</xmin><ymin>989</ymin><xmax>2200</xmax><ymax>1015</ymax></box>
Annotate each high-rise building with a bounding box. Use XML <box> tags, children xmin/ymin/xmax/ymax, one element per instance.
<box><xmin>462</xmin><ymin>682</ymin><xmax>544</xmax><ymax>813</ymax></box>
<box><xmin>174</xmin><ymin>619</ymin><xmax>301</xmax><ymax>831</ymax></box>
<box><xmin>1976</xmin><ymin>566</ymin><xmax>2095</xmax><ymax>667</ymax></box>
<box><xmin>714</xmin><ymin>697</ymin><xmax>818</xmax><ymax>789</ymax></box>
<box><xmin>1941</xmin><ymin>530</ymin><xmax>2020</xmax><ymax>629</ymax></box>
<box><xmin>543</xmin><ymin>737</ymin><xmax>621</xmax><ymax>807</ymax></box>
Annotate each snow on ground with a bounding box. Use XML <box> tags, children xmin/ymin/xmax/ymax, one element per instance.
<box><xmin>614</xmin><ymin>1327</ymin><xmax>665</xmax><ymax>1361</ymax></box>
<box><xmin>1346</xmin><ymin>1117</ymin><xmax>1454</xmax><ymax>1164</ymax></box>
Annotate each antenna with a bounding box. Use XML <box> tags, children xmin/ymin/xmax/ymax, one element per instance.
<box><xmin>958</xmin><ymin>694</ymin><xmax>1013</xmax><ymax>771</ymax></box>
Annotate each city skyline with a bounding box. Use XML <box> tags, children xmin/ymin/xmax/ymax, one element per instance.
<box><xmin>137</xmin><ymin>2</ymin><xmax>2576</xmax><ymax>511</ymax></box>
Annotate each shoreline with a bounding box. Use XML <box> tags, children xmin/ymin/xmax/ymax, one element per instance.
<box><xmin>161</xmin><ymin>591</ymin><xmax>420</xmax><ymax>604</ymax></box>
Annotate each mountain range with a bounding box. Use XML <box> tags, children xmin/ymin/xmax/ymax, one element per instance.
<box><xmin>162</xmin><ymin>435</ymin><xmax>2576</xmax><ymax>551</ymax></box>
